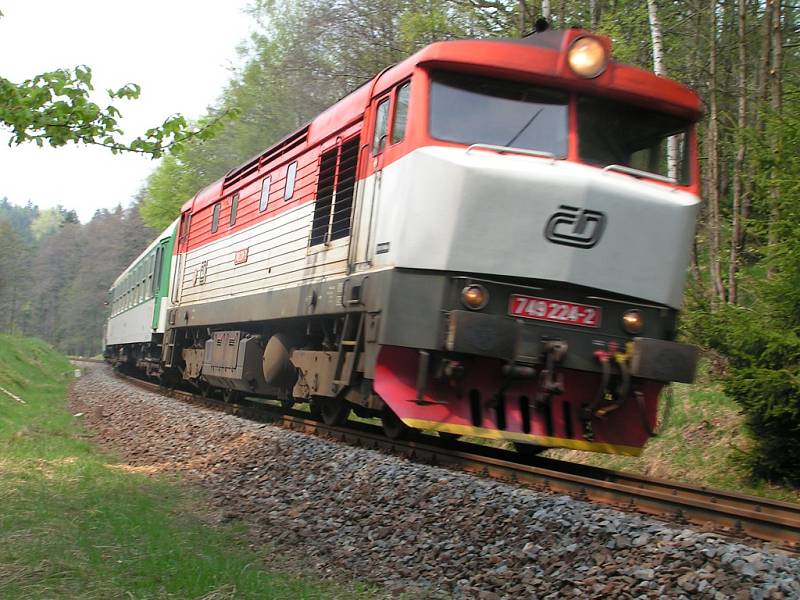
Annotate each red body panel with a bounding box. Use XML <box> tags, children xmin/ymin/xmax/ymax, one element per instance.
<box><xmin>374</xmin><ymin>345</ymin><xmax>661</xmax><ymax>455</ymax></box>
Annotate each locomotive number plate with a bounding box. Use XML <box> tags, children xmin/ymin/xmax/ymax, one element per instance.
<box><xmin>509</xmin><ymin>294</ymin><xmax>601</xmax><ymax>328</ymax></box>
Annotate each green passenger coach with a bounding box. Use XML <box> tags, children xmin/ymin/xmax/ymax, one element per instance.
<box><xmin>104</xmin><ymin>220</ymin><xmax>178</xmax><ymax>375</ymax></box>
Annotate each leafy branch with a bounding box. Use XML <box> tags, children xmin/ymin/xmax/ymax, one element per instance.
<box><xmin>0</xmin><ymin>66</ymin><xmax>234</xmax><ymax>158</ymax></box>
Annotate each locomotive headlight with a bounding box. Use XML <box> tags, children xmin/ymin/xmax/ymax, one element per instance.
<box><xmin>461</xmin><ymin>284</ymin><xmax>489</xmax><ymax>310</ymax></box>
<box><xmin>567</xmin><ymin>36</ymin><xmax>608</xmax><ymax>79</ymax></box>
<box><xmin>621</xmin><ymin>309</ymin><xmax>644</xmax><ymax>334</ymax></box>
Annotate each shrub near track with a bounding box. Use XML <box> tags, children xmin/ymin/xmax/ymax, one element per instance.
<box><xmin>0</xmin><ymin>334</ymin><xmax>365</xmax><ymax>599</ymax></box>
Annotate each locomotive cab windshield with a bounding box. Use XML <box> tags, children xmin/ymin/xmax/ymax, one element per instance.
<box><xmin>427</xmin><ymin>69</ymin><xmax>694</xmax><ymax>185</ymax></box>
<box><xmin>578</xmin><ymin>96</ymin><xmax>692</xmax><ymax>184</ymax></box>
<box><xmin>429</xmin><ymin>70</ymin><xmax>569</xmax><ymax>157</ymax></box>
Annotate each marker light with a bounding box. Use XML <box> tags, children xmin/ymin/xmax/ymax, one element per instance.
<box><xmin>461</xmin><ymin>284</ymin><xmax>489</xmax><ymax>310</ymax></box>
<box><xmin>567</xmin><ymin>36</ymin><xmax>608</xmax><ymax>79</ymax></box>
<box><xmin>622</xmin><ymin>309</ymin><xmax>644</xmax><ymax>334</ymax></box>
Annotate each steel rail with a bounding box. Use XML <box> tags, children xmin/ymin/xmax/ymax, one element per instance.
<box><xmin>105</xmin><ymin>366</ymin><xmax>800</xmax><ymax>553</ymax></box>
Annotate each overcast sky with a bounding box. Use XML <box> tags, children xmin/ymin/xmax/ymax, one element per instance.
<box><xmin>0</xmin><ymin>0</ymin><xmax>254</xmax><ymax>221</ymax></box>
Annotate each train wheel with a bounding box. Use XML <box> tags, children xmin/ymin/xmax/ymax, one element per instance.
<box><xmin>159</xmin><ymin>368</ymin><xmax>180</xmax><ymax>390</ymax></box>
<box><xmin>321</xmin><ymin>397</ymin><xmax>350</xmax><ymax>426</ymax></box>
<box><xmin>309</xmin><ymin>397</ymin><xmax>323</xmax><ymax>420</ymax></box>
<box><xmin>513</xmin><ymin>442</ymin><xmax>546</xmax><ymax>457</ymax></box>
<box><xmin>381</xmin><ymin>407</ymin><xmax>409</xmax><ymax>440</ymax></box>
<box><xmin>198</xmin><ymin>381</ymin><xmax>212</xmax><ymax>398</ymax></box>
<box><xmin>223</xmin><ymin>388</ymin><xmax>242</xmax><ymax>404</ymax></box>
<box><xmin>280</xmin><ymin>396</ymin><xmax>295</xmax><ymax>411</ymax></box>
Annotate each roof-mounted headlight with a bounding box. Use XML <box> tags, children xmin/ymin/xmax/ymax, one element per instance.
<box><xmin>567</xmin><ymin>36</ymin><xmax>608</xmax><ymax>79</ymax></box>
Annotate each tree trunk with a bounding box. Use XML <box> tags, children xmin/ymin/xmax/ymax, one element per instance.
<box><xmin>728</xmin><ymin>0</ymin><xmax>747</xmax><ymax>304</ymax></box>
<box><xmin>770</xmin><ymin>1</ymin><xmax>782</xmax><ymax>111</ymax></box>
<box><xmin>741</xmin><ymin>0</ymin><xmax>774</xmax><ymax>248</ymax></box>
<box><xmin>647</xmin><ymin>0</ymin><xmax>665</xmax><ymax>74</ymax></box>
<box><xmin>707</xmin><ymin>0</ymin><xmax>726</xmax><ymax>303</ymax></box>
<box><xmin>646</xmin><ymin>0</ymin><xmax>679</xmax><ymax>179</ymax></box>
<box><xmin>757</xmin><ymin>0</ymin><xmax>773</xmax><ymax>106</ymax></box>
<box><xmin>767</xmin><ymin>0</ymin><xmax>782</xmax><ymax>276</ymax></box>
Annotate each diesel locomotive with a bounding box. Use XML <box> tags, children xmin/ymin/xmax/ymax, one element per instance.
<box><xmin>106</xmin><ymin>27</ymin><xmax>700</xmax><ymax>456</ymax></box>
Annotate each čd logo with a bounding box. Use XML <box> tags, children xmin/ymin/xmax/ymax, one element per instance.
<box><xmin>544</xmin><ymin>205</ymin><xmax>606</xmax><ymax>249</ymax></box>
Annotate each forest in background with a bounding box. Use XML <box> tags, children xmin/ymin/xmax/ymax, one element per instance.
<box><xmin>1</xmin><ymin>0</ymin><xmax>798</xmax><ymax>481</ymax></box>
<box><xmin>0</xmin><ymin>198</ymin><xmax>154</xmax><ymax>355</ymax></box>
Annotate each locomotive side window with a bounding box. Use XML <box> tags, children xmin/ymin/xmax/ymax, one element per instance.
<box><xmin>429</xmin><ymin>71</ymin><xmax>568</xmax><ymax>156</ymax></box>
<box><xmin>211</xmin><ymin>203</ymin><xmax>220</xmax><ymax>233</ymax></box>
<box><xmin>230</xmin><ymin>193</ymin><xmax>239</xmax><ymax>226</ymax></box>
<box><xmin>284</xmin><ymin>161</ymin><xmax>297</xmax><ymax>201</ymax></box>
<box><xmin>372</xmin><ymin>98</ymin><xmax>390</xmax><ymax>155</ymax></box>
<box><xmin>179</xmin><ymin>213</ymin><xmax>191</xmax><ymax>247</ymax></box>
<box><xmin>390</xmin><ymin>82</ymin><xmax>411</xmax><ymax>144</ymax></box>
<box><xmin>577</xmin><ymin>96</ymin><xmax>691</xmax><ymax>184</ymax></box>
<box><xmin>259</xmin><ymin>176</ymin><xmax>271</xmax><ymax>212</ymax></box>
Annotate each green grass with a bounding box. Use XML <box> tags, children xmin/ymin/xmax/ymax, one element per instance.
<box><xmin>547</xmin><ymin>362</ymin><xmax>800</xmax><ymax>503</ymax></box>
<box><xmin>0</xmin><ymin>334</ymin><xmax>371</xmax><ymax>599</ymax></box>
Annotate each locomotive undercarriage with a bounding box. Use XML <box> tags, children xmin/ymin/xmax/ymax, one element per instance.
<box><xmin>160</xmin><ymin>268</ymin><xmax>697</xmax><ymax>453</ymax></box>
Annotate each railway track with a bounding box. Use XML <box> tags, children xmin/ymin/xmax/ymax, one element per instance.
<box><xmin>86</xmin><ymin>361</ymin><xmax>800</xmax><ymax>553</ymax></box>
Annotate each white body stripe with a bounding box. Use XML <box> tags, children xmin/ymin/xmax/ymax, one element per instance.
<box><xmin>178</xmin><ymin>203</ymin><xmax>350</xmax><ymax>306</ymax></box>
<box><xmin>106</xmin><ymin>298</ymin><xmax>157</xmax><ymax>346</ymax></box>
<box><xmin>174</xmin><ymin>146</ymin><xmax>698</xmax><ymax>312</ymax></box>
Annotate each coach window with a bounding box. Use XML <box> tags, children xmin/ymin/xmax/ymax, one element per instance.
<box><xmin>259</xmin><ymin>176</ymin><xmax>271</xmax><ymax>212</ymax></box>
<box><xmin>373</xmin><ymin>97</ymin><xmax>390</xmax><ymax>154</ymax></box>
<box><xmin>230</xmin><ymin>193</ymin><xmax>239</xmax><ymax>226</ymax></box>
<box><xmin>211</xmin><ymin>202</ymin><xmax>220</xmax><ymax>233</ymax></box>
<box><xmin>390</xmin><ymin>82</ymin><xmax>411</xmax><ymax>144</ymax></box>
<box><xmin>284</xmin><ymin>161</ymin><xmax>298</xmax><ymax>201</ymax></box>
<box><xmin>146</xmin><ymin>256</ymin><xmax>153</xmax><ymax>299</ymax></box>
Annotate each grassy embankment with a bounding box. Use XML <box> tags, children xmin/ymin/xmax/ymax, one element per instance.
<box><xmin>547</xmin><ymin>362</ymin><xmax>800</xmax><ymax>503</ymax></box>
<box><xmin>0</xmin><ymin>334</ymin><xmax>369</xmax><ymax>599</ymax></box>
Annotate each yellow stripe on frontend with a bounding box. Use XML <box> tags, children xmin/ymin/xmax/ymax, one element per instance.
<box><xmin>402</xmin><ymin>419</ymin><xmax>643</xmax><ymax>457</ymax></box>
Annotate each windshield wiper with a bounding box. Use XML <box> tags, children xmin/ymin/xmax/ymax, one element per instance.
<box><xmin>602</xmin><ymin>164</ymin><xmax>677</xmax><ymax>184</ymax></box>
<box><xmin>504</xmin><ymin>108</ymin><xmax>544</xmax><ymax>147</ymax></box>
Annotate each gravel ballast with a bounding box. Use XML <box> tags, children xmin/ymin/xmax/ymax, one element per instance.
<box><xmin>70</xmin><ymin>365</ymin><xmax>800</xmax><ymax>599</ymax></box>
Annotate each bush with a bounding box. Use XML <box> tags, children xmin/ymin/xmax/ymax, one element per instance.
<box><xmin>724</xmin><ymin>366</ymin><xmax>800</xmax><ymax>485</ymax></box>
<box><xmin>683</xmin><ymin>301</ymin><xmax>800</xmax><ymax>485</ymax></box>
